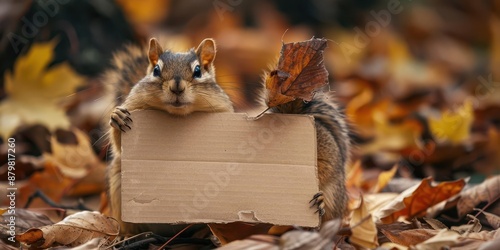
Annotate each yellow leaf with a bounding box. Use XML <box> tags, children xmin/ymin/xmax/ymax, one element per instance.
<box><xmin>429</xmin><ymin>100</ymin><xmax>474</xmax><ymax>144</ymax></box>
<box><xmin>0</xmin><ymin>40</ymin><xmax>84</xmax><ymax>139</ymax></box>
<box><xmin>361</xmin><ymin>110</ymin><xmax>423</xmax><ymax>153</ymax></box>
<box><xmin>373</xmin><ymin>165</ymin><xmax>398</xmax><ymax>193</ymax></box>
<box><xmin>350</xmin><ymin>198</ymin><xmax>379</xmax><ymax>249</ymax></box>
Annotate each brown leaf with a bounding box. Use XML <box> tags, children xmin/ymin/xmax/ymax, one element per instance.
<box><xmin>457</xmin><ymin>175</ymin><xmax>500</xmax><ymax>217</ymax></box>
<box><xmin>217</xmin><ymin>219</ymin><xmax>341</xmax><ymax>250</ymax></box>
<box><xmin>16</xmin><ymin>211</ymin><xmax>119</xmax><ymax>248</ymax></box>
<box><xmin>475</xmin><ymin>209</ymin><xmax>500</xmax><ymax>229</ymax></box>
<box><xmin>208</xmin><ymin>222</ymin><xmax>272</xmax><ymax>245</ymax></box>
<box><xmin>265</xmin><ymin>38</ymin><xmax>329</xmax><ymax>107</ymax></box>
<box><xmin>1</xmin><ymin>209</ymin><xmax>53</xmax><ymax>236</ymax></box>
<box><xmin>381</xmin><ymin>228</ymin><xmax>438</xmax><ymax>246</ymax></box>
<box><xmin>377</xmin><ymin>177</ymin><xmax>466</xmax><ymax>223</ymax></box>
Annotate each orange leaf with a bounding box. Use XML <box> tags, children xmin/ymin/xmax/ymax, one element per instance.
<box><xmin>378</xmin><ymin>177</ymin><xmax>466</xmax><ymax>223</ymax></box>
<box><xmin>265</xmin><ymin>38</ymin><xmax>329</xmax><ymax>107</ymax></box>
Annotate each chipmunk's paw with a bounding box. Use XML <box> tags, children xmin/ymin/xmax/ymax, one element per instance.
<box><xmin>309</xmin><ymin>191</ymin><xmax>325</xmax><ymax>217</ymax></box>
<box><xmin>110</xmin><ymin>107</ymin><xmax>132</xmax><ymax>132</ymax></box>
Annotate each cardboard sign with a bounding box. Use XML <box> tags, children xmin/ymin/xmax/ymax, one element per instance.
<box><xmin>121</xmin><ymin>110</ymin><xmax>319</xmax><ymax>227</ymax></box>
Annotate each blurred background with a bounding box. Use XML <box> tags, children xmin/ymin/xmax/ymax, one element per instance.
<box><xmin>0</xmin><ymin>0</ymin><xmax>499</xmax><ymax>211</ymax></box>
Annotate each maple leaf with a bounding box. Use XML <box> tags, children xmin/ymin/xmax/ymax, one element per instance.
<box><xmin>376</xmin><ymin>177</ymin><xmax>466</xmax><ymax>223</ymax></box>
<box><xmin>0</xmin><ymin>40</ymin><xmax>84</xmax><ymax>139</ymax></box>
<box><xmin>429</xmin><ymin>100</ymin><xmax>474</xmax><ymax>144</ymax></box>
<box><xmin>265</xmin><ymin>37</ymin><xmax>329</xmax><ymax>108</ymax></box>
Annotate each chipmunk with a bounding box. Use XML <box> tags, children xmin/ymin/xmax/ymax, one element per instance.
<box><xmin>104</xmin><ymin>37</ymin><xmax>349</xmax><ymax>235</ymax></box>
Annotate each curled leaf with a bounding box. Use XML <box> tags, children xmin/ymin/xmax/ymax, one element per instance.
<box><xmin>16</xmin><ymin>211</ymin><xmax>118</xmax><ymax>248</ymax></box>
<box><xmin>265</xmin><ymin>38</ymin><xmax>329</xmax><ymax>108</ymax></box>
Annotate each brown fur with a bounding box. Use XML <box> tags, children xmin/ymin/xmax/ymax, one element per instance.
<box><xmin>266</xmin><ymin>92</ymin><xmax>350</xmax><ymax>222</ymax></box>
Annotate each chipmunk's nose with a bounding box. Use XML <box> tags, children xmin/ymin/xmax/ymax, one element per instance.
<box><xmin>170</xmin><ymin>76</ymin><xmax>185</xmax><ymax>95</ymax></box>
<box><xmin>170</xmin><ymin>86</ymin><xmax>185</xmax><ymax>95</ymax></box>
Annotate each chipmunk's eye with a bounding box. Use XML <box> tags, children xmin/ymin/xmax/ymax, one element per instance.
<box><xmin>153</xmin><ymin>65</ymin><xmax>161</xmax><ymax>77</ymax></box>
<box><xmin>193</xmin><ymin>65</ymin><xmax>201</xmax><ymax>78</ymax></box>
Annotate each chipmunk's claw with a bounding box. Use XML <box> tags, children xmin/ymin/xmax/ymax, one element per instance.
<box><xmin>310</xmin><ymin>191</ymin><xmax>325</xmax><ymax>217</ymax></box>
<box><xmin>110</xmin><ymin>107</ymin><xmax>132</xmax><ymax>132</ymax></box>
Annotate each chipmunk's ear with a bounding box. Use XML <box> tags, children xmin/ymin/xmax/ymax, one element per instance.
<box><xmin>148</xmin><ymin>38</ymin><xmax>163</xmax><ymax>65</ymax></box>
<box><xmin>195</xmin><ymin>38</ymin><xmax>216</xmax><ymax>69</ymax></box>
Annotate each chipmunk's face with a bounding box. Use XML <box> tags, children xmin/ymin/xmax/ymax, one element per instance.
<box><xmin>143</xmin><ymin>38</ymin><xmax>217</xmax><ymax>115</ymax></box>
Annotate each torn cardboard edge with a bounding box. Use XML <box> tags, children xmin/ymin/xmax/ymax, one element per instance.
<box><xmin>121</xmin><ymin>110</ymin><xmax>320</xmax><ymax>227</ymax></box>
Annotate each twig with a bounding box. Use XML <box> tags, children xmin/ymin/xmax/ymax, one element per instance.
<box><xmin>24</xmin><ymin>190</ymin><xmax>91</xmax><ymax>211</ymax></box>
<box><xmin>157</xmin><ymin>224</ymin><xmax>194</xmax><ymax>249</ymax></box>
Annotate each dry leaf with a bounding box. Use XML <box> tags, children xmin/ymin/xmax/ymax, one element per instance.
<box><xmin>265</xmin><ymin>38</ymin><xmax>329</xmax><ymax>107</ymax></box>
<box><xmin>349</xmin><ymin>198</ymin><xmax>378</xmax><ymax>249</ymax></box>
<box><xmin>457</xmin><ymin>175</ymin><xmax>500</xmax><ymax>217</ymax></box>
<box><xmin>364</xmin><ymin>193</ymin><xmax>400</xmax><ymax>215</ymax></box>
<box><xmin>422</xmin><ymin>217</ymin><xmax>448</xmax><ymax>230</ymax></box>
<box><xmin>381</xmin><ymin>228</ymin><xmax>438</xmax><ymax>246</ymax></box>
<box><xmin>16</xmin><ymin>211</ymin><xmax>119</xmax><ymax>248</ymax></box>
<box><xmin>361</xmin><ymin>110</ymin><xmax>423</xmax><ymax>154</ymax></box>
<box><xmin>208</xmin><ymin>222</ymin><xmax>272</xmax><ymax>245</ymax></box>
<box><xmin>281</xmin><ymin>219</ymin><xmax>341</xmax><ymax>250</ymax></box>
<box><xmin>474</xmin><ymin>209</ymin><xmax>500</xmax><ymax>229</ymax></box>
<box><xmin>44</xmin><ymin>129</ymin><xmax>104</xmax><ymax>180</ymax></box>
<box><xmin>429</xmin><ymin>99</ymin><xmax>474</xmax><ymax>144</ymax></box>
<box><xmin>373</xmin><ymin>165</ymin><xmax>399</xmax><ymax>193</ymax></box>
<box><xmin>217</xmin><ymin>219</ymin><xmax>341</xmax><ymax>250</ymax></box>
<box><xmin>413</xmin><ymin>229</ymin><xmax>460</xmax><ymax>250</ymax></box>
<box><xmin>377</xmin><ymin>177</ymin><xmax>466</xmax><ymax>223</ymax></box>
<box><xmin>0</xmin><ymin>40</ymin><xmax>84</xmax><ymax>139</ymax></box>
<box><xmin>1</xmin><ymin>209</ymin><xmax>53</xmax><ymax>237</ymax></box>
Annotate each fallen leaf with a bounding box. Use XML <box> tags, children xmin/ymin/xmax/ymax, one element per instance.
<box><xmin>216</xmin><ymin>219</ymin><xmax>341</xmax><ymax>250</ymax></box>
<box><xmin>413</xmin><ymin>229</ymin><xmax>460</xmax><ymax>250</ymax></box>
<box><xmin>364</xmin><ymin>193</ymin><xmax>400</xmax><ymax>215</ymax></box>
<box><xmin>265</xmin><ymin>38</ymin><xmax>329</xmax><ymax>108</ymax></box>
<box><xmin>476</xmin><ymin>230</ymin><xmax>500</xmax><ymax>250</ymax></box>
<box><xmin>1</xmin><ymin>209</ymin><xmax>53</xmax><ymax>237</ymax></box>
<box><xmin>380</xmin><ymin>242</ymin><xmax>408</xmax><ymax>250</ymax></box>
<box><xmin>281</xmin><ymin>219</ymin><xmax>341</xmax><ymax>250</ymax></box>
<box><xmin>16</xmin><ymin>211</ymin><xmax>119</xmax><ymax>248</ymax></box>
<box><xmin>474</xmin><ymin>209</ymin><xmax>500</xmax><ymax>229</ymax></box>
<box><xmin>349</xmin><ymin>198</ymin><xmax>378</xmax><ymax>249</ymax></box>
<box><xmin>373</xmin><ymin>165</ymin><xmax>399</xmax><ymax>193</ymax></box>
<box><xmin>377</xmin><ymin>177</ymin><xmax>466</xmax><ymax>223</ymax></box>
<box><xmin>429</xmin><ymin>99</ymin><xmax>474</xmax><ymax>144</ymax></box>
<box><xmin>381</xmin><ymin>228</ymin><xmax>438</xmax><ymax>246</ymax></box>
<box><xmin>422</xmin><ymin>217</ymin><xmax>448</xmax><ymax>230</ymax></box>
<box><xmin>44</xmin><ymin>129</ymin><xmax>103</xmax><ymax>179</ymax></box>
<box><xmin>361</xmin><ymin>110</ymin><xmax>423</xmax><ymax>154</ymax></box>
<box><xmin>0</xmin><ymin>40</ymin><xmax>84</xmax><ymax>139</ymax></box>
<box><xmin>457</xmin><ymin>175</ymin><xmax>500</xmax><ymax>217</ymax></box>
<box><xmin>208</xmin><ymin>222</ymin><xmax>272</xmax><ymax>245</ymax></box>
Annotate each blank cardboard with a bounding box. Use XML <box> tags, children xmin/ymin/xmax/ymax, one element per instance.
<box><xmin>121</xmin><ymin>110</ymin><xmax>319</xmax><ymax>227</ymax></box>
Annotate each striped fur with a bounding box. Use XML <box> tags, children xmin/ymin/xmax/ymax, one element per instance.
<box><xmin>269</xmin><ymin>92</ymin><xmax>350</xmax><ymax>221</ymax></box>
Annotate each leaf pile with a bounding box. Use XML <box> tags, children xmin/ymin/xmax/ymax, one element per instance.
<box><xmin>1</xmin><ymin>0</ymin><xmax>500</xmax><ymax>249</ymax></box>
